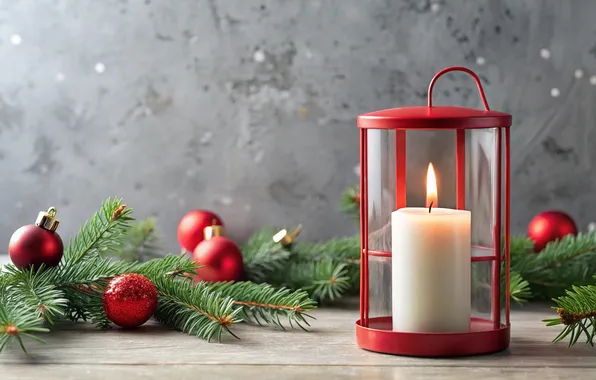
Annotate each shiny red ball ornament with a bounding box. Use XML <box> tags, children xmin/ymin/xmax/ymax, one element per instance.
<box><xmin>528</xmin><ymin>210</ymin><xmax>578</xmax><ymax>252</ymax></box>
<box><xmin>192</xmin><ymin>223</ymin><xmax>243</xmax><ymax>283</ymax></box>
<box><xmin>8</xmin><ymin>207</ymin><xmax>64</xmax><ymax>269</ymax></box>
<box><xmin>103</xmin><ymin>273</ymin><xmax>158</xmax><ymax>329</ymax></box>
<box><xmin>177</xmin><ymin>210</ymin><xmax>224</xmax><ymax>252</ymax></box>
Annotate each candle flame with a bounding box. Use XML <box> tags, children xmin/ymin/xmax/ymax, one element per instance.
<box><xmin>426</xmin><ymin>163</ymin><xmax>438</xmax><ymax>209</ymax></box>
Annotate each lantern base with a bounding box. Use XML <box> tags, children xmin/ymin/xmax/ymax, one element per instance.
<box><xmin>356</xmin><ymin>317</ymin><xmax>509</xmax><ymax>357</ymax></box>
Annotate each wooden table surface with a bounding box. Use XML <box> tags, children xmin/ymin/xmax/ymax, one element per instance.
<box><xmin>0</xmin><ymin>301</ymin><xmax>594</xmax><ymax>380</ymax></box>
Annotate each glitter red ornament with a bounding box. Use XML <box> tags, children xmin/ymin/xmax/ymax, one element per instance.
<box><xmin>102</xmin><ymin>273</ymin><xmax>158</xmax><ymax>329</ymax></box>
<box><xmin>192</xmin><ymin>222</ymin><xmax>244</xmax><ymax>283</ymax></box>
<box><xmin>177</xmin><ymin>210</ymin><xmax>224</xmax><ymax>252</ymax></box>
<box><xmin>528</xmin><ymin>210</ymin><xmax>578</xmax><ymax>252</ymax></box>
<box><xmin>8</xmin><ymin>207</ymin><xmax>64</xmax><ymax>269</ymax></box>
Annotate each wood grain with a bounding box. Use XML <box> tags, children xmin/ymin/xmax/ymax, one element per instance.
<box><xmin>0</xmin><ymin>303</ymin><xmax>594</xmax><ymax>379</ymax></box>
<box><xmin>0</xmin><ymin>365</ymin><xmax>593</xmax><ymax>380</ymax></box>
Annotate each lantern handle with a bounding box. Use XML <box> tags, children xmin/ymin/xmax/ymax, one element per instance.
<box><xmin>427</xmin><ymin>66</ymin><xmax>490</xmax><ymax>110</ymax></box>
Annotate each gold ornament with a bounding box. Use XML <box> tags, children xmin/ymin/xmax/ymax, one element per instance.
<box><xmin>203</xmin><ymin>219</ymin><xmax>225</xmax><ymax>241</ymax></box>
<box><xmin>35</xmin><ymin>207</ymin><xmax>60</xmax><ymax>232</ymax></box>
<box><xmin>273</xmin><ymin>225</ymin><xmax>302</xmax><ymax>247</ymax></box>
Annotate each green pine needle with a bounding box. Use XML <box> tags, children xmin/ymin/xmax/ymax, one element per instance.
<box><xmin>108</xmin><ymin>217</ymin><xmax>162</xmax><ymax>262</ymax></box>
<box><xmin>152</xmin><ymin>277</ymin><xmax>242</xmax><ymax>342</ymax></box>
<box><xmin>296</xmin><ymin>235</ymin><xmax>360</xmax><ymax>263</ymax></box>
<box><xmin>207</xmin><ymin>282</ymin><xmax>317</xmax><ymax>330</ymax></box>
<box><xmin>1</xmin><ymin>265</ymin><xmax>68</xmax><ymax>325</ymax></box>
<box><xmin>135</xmin><ymin>254</ymin><xmax>199</xmax><ymax>281</ymax></box>
<box><xmin>543</xmin><ymin>281</ymin><xmax>596</xmax><ymax>346</ymax></box>
<box><xmin>339</xmin><ymin>185</ymin><xmax>360</xmax><ymax>222</ymax></box>
<box><xmin>242</xmin><ymin>229</ymin><xmax>360</xmax><ymax>302</ymax></box>
<box><xmin>63</xmin><ymin>197</ymin><xmax>134</xmax><ymax>264</ymax></box>
<box><xmin>512</xmin><ymin>232</ymin><xmax>596</xmax><ymax>301</ymax></box>
<box><xmin>0</xmin><ymin>274</ymin><xmax>50</xmax><ymax>353</ymax></box>
<box><xmin>243</xmin><ymin>241</ymin><xmax>292</xmax><ymax>283</ymax></box>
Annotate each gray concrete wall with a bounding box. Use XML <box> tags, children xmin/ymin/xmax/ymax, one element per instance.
<box><xmin>0</xmin><ymin>0</ymin><xmax>594</xmax><ymax>252</ymax></box>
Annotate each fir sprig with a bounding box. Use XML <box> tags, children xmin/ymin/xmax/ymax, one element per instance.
<box><xmin>109</xmin><ymin>217</ymin><xmax>161</xmax><ymax>262</ymax></box>
<box><xmin>0</xmin><ymin>274</ymin><xmax>50</xmax><ymax>352</ymax></box>
<box><xmin>152</xmin><ymin>277</ymin><xmax>242</xmax><ymax>342</ymax></box>
<box><xmin>296</xmin><ymin>235</ymin><xmax>360</xmax><ymax>263</ymax></box>
<box><xmin>512</xmin><ymin>232</ymin><xmax>596</xmax><ymax>275</ymax></box>
<box><xmin>243</xmin><ymin>241</ymin><xmax>291</xmax><ymax>283</ymax></box>
<box><xmin>339</xmin><ymin>185</ymin><xmax>359</xmax><ymax>221</ymax></box>
<box><xmin>207</xmin><ymin>281</ymin><xmax>317</xmax><ymax>329</ymax></box>
<box><xmin>1</xmin><ymin>265</ymin><xmax>68</xmax><ymax>325</ymax></box>
<box><xmin>242</xmin><ymin>228</ymin><xmax>359</xmax><ymax>302</ymax></box>
<box><xmin>544</xmin><ymin>281</ymin><xmax>596</xmax><ymax>346</ymax></box>
<box><xmin>508</xmin><ymin>270</ymin><xmax>532</xmax><ymax>303</ymax></box>
<box><xmin>512</xmin><ymin>232</ymin><xmax>596</xmax><ymax>300</ymax></box>
<box><xmin>135</xmin><ymin>254</ymin><xmax>198</xmax><ymax>281</ymax></box>
<box><xmin>63</xmin><ymin>198</ymin><xmax>133</xmax><ymax>263</ymax></box>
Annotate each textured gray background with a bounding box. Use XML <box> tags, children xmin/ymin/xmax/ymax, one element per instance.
<box><xmin>0</xmin><ymin>0</ymin><xmax>594</xmax><ymax>253</ymax></box>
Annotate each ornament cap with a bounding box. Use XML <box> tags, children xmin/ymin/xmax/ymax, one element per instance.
<box><xmin>204</xmin><ymin>220</ymin><xmax>224</xmax><ymax>240</ymax></box>
<box><xmin>35</xmin><ymin>207</ymin><xmax>60</xmax><ymax>232</ymax></box>
<box><xmin>273</xmin><ymin>225</ymin><xmax>302</xmax><ymax>247</ymax></box>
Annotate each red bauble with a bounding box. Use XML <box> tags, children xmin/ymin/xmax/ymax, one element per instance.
<box><xmin>103</xmin><ymin>273</ymin><xmax>158</xmax><ymax>329</ymax></box>
<box><xmin>177</xmin><ymin>210</ymin><xmax>224</xmax><ymax>252</ymax></box>
<box><xmin>8</xmin><ymin>208</ymin><xmax>63</xmax><ymax>269</ymax></box>
<box><xmin>528</xmin><ymin>210</ymin><xmax>578</xmax><ymax>252</ymax></box>
<box><xmin>192</xmin><ymin>236</ymin><xmax>244</xmax><ymax>283</ymax></box>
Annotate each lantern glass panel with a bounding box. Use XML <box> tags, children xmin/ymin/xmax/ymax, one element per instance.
<box><xmin>471</xmin><ymin>260</ymin><xmax>492</xmax><ymax>320</ymax></box>
<box><xmin>366</xmin><ymin>129</ymin><xmax>395</xmax><ymax>318</ymax></box>
<box><xmin>466</xmin><ymin>128</ymin><xmax>498</xmax><ymax>257</ymax></box>
<box><xmin>466</xmin><ymin>128</ymin><xmax>502</xmax><ymax>325</ymax></box>
<box><xmin>404</xmin><ymin>130</ymin><xmax>457</xmax><ymax>208</ymax></box>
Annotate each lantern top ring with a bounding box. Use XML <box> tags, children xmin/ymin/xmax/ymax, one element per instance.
<box><xmin>357</xmin><ymin>66</ymin><xmax>512</xmax><ymax>131</ymax></box>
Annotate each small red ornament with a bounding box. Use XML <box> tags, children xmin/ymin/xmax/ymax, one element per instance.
<box><xmin>177</xmin><ymin>210</ymin><xmax>224</xmax><ymax>252</ymax></box>
<box><xmin>192</xmin><ymin>223</ymin><xmax>243</xmax><ymax>283</ymax></box>
<box><xmin>8</xmin><ymin>207</ymin><xmax>64</xmax><ymax>269</ymax></box>
<box><xmin>103</xmin><ymin>273</ymin><xmax>158</xmax><ymax>329</ymax></box>
<box><xmin>528</xmin><ymin>210</ymin><xmax>578</xmax><ymax>252</ymax></box>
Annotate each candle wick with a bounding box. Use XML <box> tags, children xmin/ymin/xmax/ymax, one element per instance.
<box><xmin>428</xmin><ymin>201</ymin><xmax>433</xmax><ymax>213</ymax></box>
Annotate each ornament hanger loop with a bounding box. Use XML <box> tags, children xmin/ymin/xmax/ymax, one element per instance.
<box><xmin>427</xmin><ymin>66</ymin><xmax>490</xmax><ymax>110</ymax></box>
<box><xmin>47</xmin><ymin>207</ymin><xmax>57</xmax><ymax>216</ymax></box>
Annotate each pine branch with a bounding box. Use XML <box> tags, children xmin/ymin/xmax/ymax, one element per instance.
<box><xmin>276</xmin><ymin>259</ymin><xmax>352</xmax><ymax>302</ymax></box>
<box><xmin>0</xmin><ymin>274</ymin><xmax>50</xmax><ymax>353</ymax></box>
<box><xmin>63</xmin><ymin>198</ymin><xmax>133</xmax><ymax>264</ymax></box>
<box><xmin>512</xmin><ymin>232</ymin><xmax>596</xmax><ymax>274</ymax></box>
<box><xmin>134</xmin><ymin>254</ymin><xmax>199</xmax><ymax>281</ymax></box>
<box><xmin>241</xmin><ymin>227</ymin><xmax>280</xmax><ymax>257</ymax></box>
<box><xmin>243</xmin><ymin>241</ymin><xmax>291</xmax><ymax>283</ymax></box>
<box><xmin>509</xmin><ymin>235</ymin><xmax>534</xmax><ymax>259</ymax></box>
<box><xmin>508</xmin><ymin>270</ymin><xmax>532</xmax><ymax>303</ymax></box>
<box><xmin>1</xmin><ymin>265</ymin><xmax>68</xmax><ymax>325</ymax></box>
<box><xmin>207</xmin><ymin>282</ymin><xmax>317</xmax><ymax>330</ymax></box>
<box><xmin>339</xmin><ymin>185</ymin><xmax>359</xmax><ymax>222</ymax></box>
<box><xmin>242</xmin><ymin>227</ymin><xmax>359</xmax><ymax>302</ymax></box>
<box><xmin>109</xmin><ymin>217</ymin><xmax>162</xmax><ymax>262</ymax></box>
<box><xmin>512</xmin><ymin>232</ymin><xmax>596</xmax><ymax>300</ymax></box>
<box><xmin>61</xmin><ymin>286</ymin><xmax>110</xmax><ymax>328</ymax></box>
<box><xmin>152</xmin><ymin>277</ymin><xmax>242</xmax><ymax>342</ymax></box>
<box><xmin>54</xmin><ymin>258</ymin><xmax>139</xmax><ymax>287</ymax></box>
<box><xmin>296</xmin><ymin>235</ymin><xmax>360</xmax><ymax>263</ymax></box>
<box><xmin>543</xmin><ymin>282</ymin><xmax>596</xmax><ymax>347</ymax></box>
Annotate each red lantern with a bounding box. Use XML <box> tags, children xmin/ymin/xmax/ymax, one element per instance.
<box><xmin>356</xmin><ymin>67</ymin><xmax>512</xmax><ymax>357</ymax></box>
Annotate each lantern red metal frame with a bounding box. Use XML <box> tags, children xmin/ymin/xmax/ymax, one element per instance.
<box><xmin>355</xmin><ymin>66</ymin><xmax>512</xmax><ymax>357</ymax></box>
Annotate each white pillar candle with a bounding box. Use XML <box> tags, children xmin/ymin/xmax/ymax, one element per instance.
<box><xmin>391</xmin><ymin>164</ymin><xmax>471</xmax><ymax>333</ymax></box>
<box><xmin>391</xmin><ymin>208</ymin><xmax>471</xmax><ymax>332</ymax></box>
